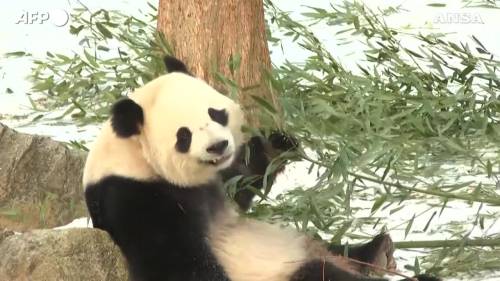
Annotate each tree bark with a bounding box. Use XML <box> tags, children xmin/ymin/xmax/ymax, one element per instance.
<box><xmin>157</xmin><ymin>0</ymin><xmax>277</xmax><ymax>125</ymax></box>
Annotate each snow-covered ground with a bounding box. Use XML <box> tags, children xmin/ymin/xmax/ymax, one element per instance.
<box><xmin>1</xmin><ymin>0</ymin><xmax>499</xmax><ymax>280</ymax></box>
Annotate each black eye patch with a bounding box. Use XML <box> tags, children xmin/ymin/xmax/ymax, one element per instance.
<box><xmin>208</xmin><ymin>108</ymin><xmax>228</xmax><ymax>126</ymax></box>
<box><xmin>175</xmin><ymin>127</ymin><xmax>192</xmax><ymax>153</ymax></box>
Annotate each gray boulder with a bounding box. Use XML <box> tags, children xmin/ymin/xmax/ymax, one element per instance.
<box><xmin>0</xmin><ymin>228</ymin><xmax>127</xmax><ymax>281</ymax></box>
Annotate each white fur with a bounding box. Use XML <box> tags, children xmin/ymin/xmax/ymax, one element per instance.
<box><xmin>83</xmin><ymin>122</ymin><xmax>157</xmax><ymax>186</ymax></box>
<box><xmin>209</xmin><ymin>210</ymin><xmax>309</xmax><ymax>281</ymax></box>
<box><xmin>132</xmin><ymin>73</ymin><xmax>245</xmax><ymax>186</ymax></box>
<box><xmin>83</xmin><ymin>72</ymin><xmax>245</xmax><ymax>187</ymax></box>
<box><xmin>209</xmin><ymin>210</ymin><xmax>359</xmax><ymax>281</ymax></box>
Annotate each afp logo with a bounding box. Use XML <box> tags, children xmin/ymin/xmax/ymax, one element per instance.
<box><xmin>15</xmin><ymin>10</ymin><xmax>70</xmax><ymax>27</ymax></box>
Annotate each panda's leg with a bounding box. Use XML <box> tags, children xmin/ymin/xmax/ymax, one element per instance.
<box><xmin>328</xmin><ymin>233</ymin><xmax>396</xmax><ymax>274</ymax></box>
<box><xmin>290</xmin><ymin>259</ymin><xmax>387</xmax><ymax>281</ymax></box>
<box><xmin>327</xmin><ymin>235</ymin><xmax>442</xmax><ymax>281</ymax></box>
<box><xmin>291</xmin><ymin>260</ymin><xmax>441</xmax><ymax>281</ymax></box>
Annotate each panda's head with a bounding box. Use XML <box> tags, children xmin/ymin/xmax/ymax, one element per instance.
<box><xmin>107</xmin><ymin>57</ymin><xmax>245</xmax><ymax>187</ymax></box>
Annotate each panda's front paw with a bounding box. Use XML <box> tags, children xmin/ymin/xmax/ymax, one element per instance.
<box><xmin>268</xmin><ymin>131</ymin><xmax>299</xmax><ymax>152</ymax></box>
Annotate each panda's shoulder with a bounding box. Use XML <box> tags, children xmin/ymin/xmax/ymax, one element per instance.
<box><xmin>85</xmin><ymin>175</ymin><xmax>225</xmax><ymax>213</ymax></box>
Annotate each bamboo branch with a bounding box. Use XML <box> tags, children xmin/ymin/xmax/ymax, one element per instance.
<box><xmin>300</xmin><ymin>153</ymin><xmax>500</xmax><ymax>205</ymax></box>
<box><xmin>394</xmin><ymin>238</ymin><xmax>500</xmax><ymax>249</ymax></box>
<box><xmin>350</xmin><ymin>172</ymin><xmax>500</xmax><ymax>206</ymax></box>
<box><xmin>330</xmin><ymin>238</ymin><xmax>500</xmax><ymax>251</ymax></box>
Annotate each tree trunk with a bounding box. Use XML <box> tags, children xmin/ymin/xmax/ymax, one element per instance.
<box><xmin>157</xmin><ymin>0</ymin><xmax>277</xmax><ymax>125</ymax></box>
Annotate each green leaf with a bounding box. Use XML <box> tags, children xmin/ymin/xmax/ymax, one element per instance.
<box><xmin>96</xmin><ymin>22</ymin><xmax>113</xmax><ymax>38</ymax></box>
<box><xmin>83</xmin><ymin>49</ymin><xmax>99</xmax><ymax>68</ymax></box>
<box><xmin>70</xmin><ymin>25</ymin><xmax>84</xmax><ymax>35</ymax></box>
<box><xmin>405</xmin><ymin>48</ymin><xmax>424</xmax><ymax>58</ymax></box>
<box><xmin>250</xmin><ymin>95</ymin><xmax>277</xmax><ymax>114</ymax></box>
<box><xmin>486</xmin><ymin>160</ymin><xmax>492</xmax><ymax>178</ymax></box>
<box><xmin>414</xmin><ymin>257</ymin><xmax>421</xmax><ymax>275</ymax></box>
<box><xmin>423</xmin><ymin>211</ymin><xmax>436</xmax><ymax>232</ymax></box>
<box><xmin>389</xmin><ymin>205</ymin><xmax>405</xmax><ymax>215</ymax></box>
<box><xmin>32</xmin><ymin>114</ymin><xmax>44</xmax><ymax>122</ymax></box>
<box><xmin>427</xmin><ymin>3</ymin><xmax>446</xmax><ymax>7</ymax></box>
<box><xmin>4</xmin><ymin>51</ymin><xmax>28</xmax><ymax>58</ymax></box>
<box><xmin>371</xmin><ymin>195</ymin><xmax>387</xmax><ymax>214</ymax></box>
<box><xmin>330</xmin><ymin>221</ymin><xmax>352</xmax><ymax>243</ymax></box>
<box><xmin>228</xmin><ymin>53</ymin><xmax>241</xmax><ymax>75</ymax></box>
<box><xmin>381</xmin><ymin>155</ymin><xmax>393</xmax><ymax>181</ymax></box>
<box><xmin>97</xmin><ymin>45</ymin><xmax>110</xmax><ymax>52</ymax></box>
<box><xmin>405</xmin><ymin>214</ymin><xmax>415</xmax><ymax>239</ymax></box>
<box><xmin>460</xmin><ymin>64</ymin><xmax>475</xmax><ymax>79</ymax></box>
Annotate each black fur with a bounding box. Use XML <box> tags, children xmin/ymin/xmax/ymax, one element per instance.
<box><xmin>221</xmin><ymin>136</ymin><xmax>271</xmax><ymax>210</ymax></box>
<box><xmin>222</xmin><ymin>131</ymin><xmax>298</xmax><ymax>211</ymax></box>
<box><xmin>208</xmin><ymin>108</ymin><xmax>228</xmax><ymax>126</ymax></box>
<box><xmin>327</xmin><ymin>234</ymin><xmax>441</xmax><ymax>281</ymax></box>
<box><xmin>207</xmin><ymin>140</ymin><xmax>229</xmax><ymax>155</ymax></box>
<box><xmin>85</xmin><ymin>176</ymin><xmax>229</xmax><ymax>281</ymax></box>
<box><xmin>269</xmin><ymin>131</ymin><xmax>299</xmax><ymax>151</ymax></box>
<box><xmin>111</xmin><ymin>98</ymin><xmax>144</xmax><ymax>138</ymax></box>
<box><xmin>329</xmin><ymin>233</ymin><xmax>394</xmax><ymax>268</ymax></box>
<box><xmin>164</xmin><ymin>56</ymin><xmax>191</xmax><ymax>75</ymax></box>
<box><xmin>176</xmin><ymin>127</ymin><xmax>192</xmax><ymax>153</ymax></box>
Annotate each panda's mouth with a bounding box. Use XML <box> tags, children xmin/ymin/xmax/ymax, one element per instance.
<box><xmin>200</xmin><ymin>154</ymin><xmax>232</xmax><ymax>166</ymax></box>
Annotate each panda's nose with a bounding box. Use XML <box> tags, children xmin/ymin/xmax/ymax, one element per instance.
<box><xmin>206</xmin><ymin>140</ymin><xmax>228</xmax><ymax>155</ymax></box>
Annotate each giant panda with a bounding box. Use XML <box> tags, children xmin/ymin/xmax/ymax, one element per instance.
<box><xmin>83</xmin><ymin>56</ymin><xmax>440</xmax><ymax>281</ymax></box>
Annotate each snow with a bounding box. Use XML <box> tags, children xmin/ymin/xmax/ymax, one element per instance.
<box><xmin>1</xmin><ymin>0</ymin><xmax>499</xmax><ymax>280</ymax></box>
<box><xmin>53</xmin><ymin>217</ymin><xmax>92</xmax><ymax>230</ymax></box>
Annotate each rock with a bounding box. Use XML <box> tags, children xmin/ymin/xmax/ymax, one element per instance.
<box><xmin>0</xmin><ymin>229</ymin><xmax>15</xmax><ymax>242</ymax></box>
<box><xmin>0</xmin><ymin>228</ymin><xmax>127</xmax><ymax>281</ymax></box>
<box><xmin>0</xmin><ymin>123</ymin><xmax>88</xmax><ymax>229</ymax></box>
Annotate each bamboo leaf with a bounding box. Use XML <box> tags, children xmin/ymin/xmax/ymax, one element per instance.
<box><xmin>96</xmin><ymin>22</ymin><xmax>113</xmax><ymax>38</ymax></box>
<box><xmin>405</xmin><ymin>214</ymin><xmax>415</xmax><ymax>239</ymax></box>
<box><xmin>427</xmin><ymin>3</ymin><xmax>446</xmax><ymax>7</ymax></box>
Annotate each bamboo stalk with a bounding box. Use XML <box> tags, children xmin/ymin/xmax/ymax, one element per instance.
<box><xmin>350</xmin><ymin>172</ymin><xmax>500</xmax><ymax>206</ymax></box>
<box><xmin>301</xmin><ymin>154</ymin><xmax>500</xmax><ymax>205</ymax></box>
<box><xmin>394</xmin><ymin>238</ymin><xmax>500</xmax><ymax>249</ymax></box>
<box><xmin>330</xmin><ymin>238</ymin><xmax>500</xmax><ymax>250</ymax></box>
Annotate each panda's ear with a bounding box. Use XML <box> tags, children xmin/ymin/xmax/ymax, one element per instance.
<box><xmin>163</xmin><ymin>56</ymin><xmax>192</xmax><ymax>75</ymax></box>
<box><xmin>111</xmin><ymin>98</ymin><xmax>144</xmax><ymax>138</ymax></box>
